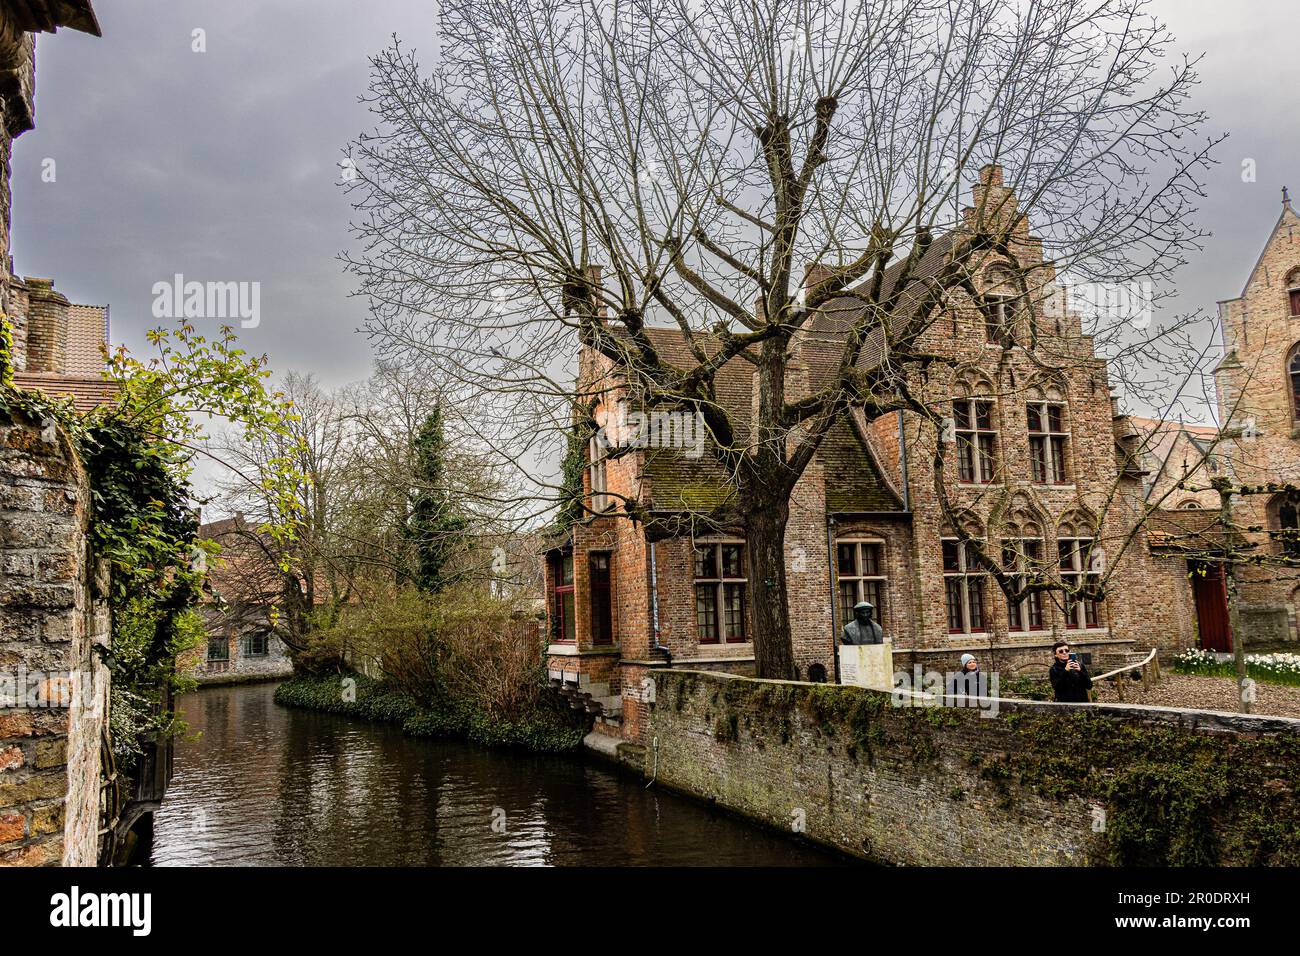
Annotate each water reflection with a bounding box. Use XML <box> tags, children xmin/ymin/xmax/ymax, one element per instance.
<box><xmin>150</xmin><ymin>682</ymin><xmax>848</xmax><ymax>867</ymax></box>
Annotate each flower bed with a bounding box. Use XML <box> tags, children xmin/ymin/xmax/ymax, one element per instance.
<box><xmin>1172</xmin><ymin>648</ymin><xmax>1300</xmax><ymax>687</ymax></box>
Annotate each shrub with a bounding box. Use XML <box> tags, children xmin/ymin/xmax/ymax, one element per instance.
<box><xmin>275</xmin><ymin>672</ymin><xmax>589</xmax><ymax>753</ymax></box>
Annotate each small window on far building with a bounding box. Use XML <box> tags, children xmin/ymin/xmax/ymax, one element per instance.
<box><xmin>1287</xmin><ymin>268</ymin><xmax>1300</xmax><ymax>316</ymax></box>
<box><xmin>207</xmin><ymin>637</ymin><xmax>230</xmax><ymax>662</ymax></box>
<box><xmin>1289</xmin><ymin>348</ymin><xmax>1300</xmax><ymax>420</ymax></box>
<box><xmin>244</xmin><ymin>632</ymin><xmax>269</xmax><ymax>657</ymax></box>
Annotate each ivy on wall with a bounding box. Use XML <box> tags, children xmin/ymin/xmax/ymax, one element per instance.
<box><xmin>0</xmin><ymin>317</ymin><xmax>306</xmax><ymax>860</ymax></box>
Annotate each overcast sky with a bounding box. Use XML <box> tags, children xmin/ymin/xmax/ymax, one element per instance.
<box><xmin>12</xmin><ymin>0</ymin><xmax>1300</xmax><ymax>412</ymax></box>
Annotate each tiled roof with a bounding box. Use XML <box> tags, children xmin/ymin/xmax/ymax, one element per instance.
<box><xmin>65</xmin><ymin>304</ymin><xmax>108</xmax><ymax>376</ymax></box>
<box><xmin>606</xmin><ymin>270</ymin><xmax>921</xmax><ymax>513</ymax></box>
<box><xmin>1126</xmin><ymin>415</ymin><xmax>1218</xmax><ymax>439</ymax></box>
<box><xmin>12</xmin><ymin>371</ymin><xmax>118</xmax><ymax>413</ymax></box>
<box><xmin>199</xmin><ymin>516</ymin><xmax>284</xmax><ymax>605</ymax></box>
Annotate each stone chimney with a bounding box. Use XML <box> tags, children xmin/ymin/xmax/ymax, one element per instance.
<box><xmin>23</xmin><ymin>277</ymin><xmax>70</xmax><ymax>373</ymax></box>
<box><xmin>585</xmin><ymin>264</ymin><xmax>607</xmax><ymax>318</ymax></box>
<box><xmin>967</xmin><ymin>164</ymin><xmax>1023</xmax><ymax>233</ymax></box>
<box><xmin>804</xmin><ymin>262</ymin><xmax>836</xmax><ymax>294</ymax></box>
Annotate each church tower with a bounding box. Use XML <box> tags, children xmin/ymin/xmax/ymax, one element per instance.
<box><xmin>1212</xmin><ymin>187</ymin><xmax>1300</xmax><ymax>645</ymax></box>
<box><xmin>1216</xmin><ymin>188</ymin><xmax>1300</xmax><ymax>458</ymax></box>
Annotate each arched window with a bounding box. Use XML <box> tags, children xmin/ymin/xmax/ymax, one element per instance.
<box><xmin>1287</xmin><ymin>267</ymin><xmax>1300</xmax><ymax>317</ymax></box>
<box><xmin>1290</xmin><ymin>347</ymin><xmax>1300</xmax><ymax>420</ymax></box>
<box><xmin>1272</xmin><ymin>493</ymin><xmax>1300</xmax><ymax>556</ymax></box>
<box><xmin>1002</xmin><ymin>518</ymin><xmax>1046</xmax><ymax>633</ymax></box>
<box><xmin>982</xmin><ymin>264</ymin><xmax>1030</xmax><ymax>345</ymax></box>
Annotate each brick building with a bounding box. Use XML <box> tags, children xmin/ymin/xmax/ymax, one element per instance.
<box><xmin>178</xmin><ymin>514</ymin><xmax>295</xmax><ymax>685</ymax></box>
<box><xmin>1193</xmin><ymin>192</ymin><xmax>1300</xmax><ymax>647</ymax></box>
<box><xmin>544</xmin><ymin>166</ymin><xmax>1183</xmax><ymax>744</ymax></box>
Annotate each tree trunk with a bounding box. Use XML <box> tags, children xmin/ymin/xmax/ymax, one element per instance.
<box><xmin>1218</xmin><ymin>485</ymin><xmax>1250</xmax><ymax>714</ymax></box>
<box><xmin>747</xmin><ymin>497</ymin><xmax>795</xmax><ymax>680</ymax></box>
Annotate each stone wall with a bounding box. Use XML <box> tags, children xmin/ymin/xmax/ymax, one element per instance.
<box><xmin>180</xmin><ymin>611</ymin><xmax>294</xmax><ymax>686</ymax></box>
<box><xmin>0</xmin><ymin>406</ymin><xmax>108</xmax><ymax>866</ymax></box>
<box><xmin>642</xmin><ymin>669</ymin><xmax>1300</xmax><ymax>866</ymax></box>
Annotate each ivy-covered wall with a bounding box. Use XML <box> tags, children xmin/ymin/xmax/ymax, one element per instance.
<box><xmin>0</xmin><ymin>407</ymin><xmax>108</xmax><ymax>866</ymax></box>
<box><xmin>645</xmin><ymin>670</ymin><xmax>1300</xmax><ymax>865</ymax></box>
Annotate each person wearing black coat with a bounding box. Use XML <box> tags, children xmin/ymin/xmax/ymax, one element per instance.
<box><xmin>1049</xmin><ymin>641</ymin><xmax>1093</xmax><ymax>703</ymax></box>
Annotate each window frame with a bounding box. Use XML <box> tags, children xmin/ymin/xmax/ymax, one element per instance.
<box><xmin>1058</xmin><ymin>537</ymin><xmax>1104</xmax><ymax>630</ymax></box>
<box><xmin>243</xmin><ymin>631</ymin><xmax>270</xmax><ymax>658</ymax></box>
<box><xmin>1027</xmin><ymin>400</ymin><xmax>1070</xmax><ymax>485</ymax></box>
<box><xmin>694</xmin><ymin>539</ymin><xmax>749</xmax><ymax>645</ymax></box>
<box><xmin>1289</xmin><ymin>348</ymin><xmax>1300</xmax><ymax>422</ymax></box>
<box><xmin>953</xmin><ymin>397</ymin><xmax>998</xmax><ymax>484</ymax></box>
<box><xmin>835</xmin><ymin>538</ymin><xmax>889</xmax><ymax>633</ymax></box>
<box><xmin>1272</xmin><ymin>494</ymin><xmax>1300</xmax><ymax>557</ymax></box>
<box><xmin>941</xmin><ymin>537</ymin><xmax>987</xmax><ymax>635</ymax></box>
<box><xmin>1002</xmin><ymin>538</ymin><xmax>1047</xmax><ymax>633</ymax></box>
<box><xmin>984</xmin><ymin>294</ymin><xmax>1020</xmax><ymax>345</ymax></box>
<box><xmin>588</xmin><ymin>551</ymin><xmax>614</xmax><ymax>646</ymax></box>
<box><xmin>587</xmin><ymin>436</ymin><xmax>610</xmax><ymax>513</ymax></box>
<box><xmin>206</xmin><ymin>636</ymin><xmax>230</xmax><ymax>663</ymax></box>
<box><xmin>551</xmin><ymin>551</ymin><xmax>576</xmax><ymax>644</ymax></box>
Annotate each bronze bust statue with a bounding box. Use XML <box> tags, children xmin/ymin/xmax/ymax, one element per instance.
<box><xmin>842</xmin><ymin>601</ymin><xmax>884</xmax><ymax>646</ymax></box>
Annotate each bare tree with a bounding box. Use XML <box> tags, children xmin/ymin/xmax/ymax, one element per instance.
<box><xmin>211</xmin><ymin>367</ymin><xmax>510</xmax><ymax>660</ymax></box>
<box><xmin>345</xmin><ymin>0</ymin><xmax>1217</xmax><ymax>678</ymax></box>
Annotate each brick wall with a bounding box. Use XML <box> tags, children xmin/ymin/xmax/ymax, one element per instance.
<box><xmin>645</xmin><ymin>669</ymin><xmax>1300</xmax><ymax>865</ymax></box>
<box><xmin>1212</xmin><ymin>203</ymin><xmax>1300</xmax><ymax>642</ymax></box>
<box><xmin>0</xmin><ymin>407</ymin><xmax>108</xmax><ymax>866</ymax></box>
<box><xmin>21</xmin><ymin>278</ymin><xmax>70</xmax><ymax>374</ymax></box>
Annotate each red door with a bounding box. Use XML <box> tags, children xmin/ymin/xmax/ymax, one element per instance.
<box><xmin>1190</xmin><ymin>561</ymin><xmax>1232</xmax><ymax>652</ymax></box>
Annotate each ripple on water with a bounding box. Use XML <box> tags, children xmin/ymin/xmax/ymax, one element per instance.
<box><xmin>149</xmin><ymin>682</ymin><xmax>849</xmax><ymax>867</ymax></box>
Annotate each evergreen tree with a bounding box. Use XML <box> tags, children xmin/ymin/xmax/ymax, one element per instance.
<box><xmin>406</xmin><ymin>405</ymin><xmax>467</xmax><ymax>591</ymax></box>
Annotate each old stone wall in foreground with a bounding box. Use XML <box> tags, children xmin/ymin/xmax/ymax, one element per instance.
<box><xmin>0</xmin><ymin>408</ymin><xmax>108</xmax><ymax>866</ymax></box>
<box><xmin>643</xmin><ymin>670</ymin><xmax>1300</xmax><ymax>866</ymax></box>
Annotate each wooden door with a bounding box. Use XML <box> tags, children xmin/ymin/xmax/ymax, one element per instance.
<box><xmin>1190</xmin><ymin>561</ymin><xmax>1232</xmax><ymax>652</ymax></box>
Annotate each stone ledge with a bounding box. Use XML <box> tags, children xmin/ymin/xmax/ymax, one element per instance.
<box><xmin>660</xmin><ymin>667</ymin><xmax>1300</xmax><ymax>736</ymax></box>
<box><xmin>546</xmin><ymin>645</ymin><xmax>621</xmax><ymax>657</ymax></box>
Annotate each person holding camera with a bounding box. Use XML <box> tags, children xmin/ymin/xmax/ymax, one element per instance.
<box><xmin>1049</xmin><ymin>641</ymin><xmax>1093</xmax><ymax>703</ymax></box>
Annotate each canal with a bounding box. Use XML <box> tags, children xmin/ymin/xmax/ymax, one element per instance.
<box><xmin>149</xmin><ymin>682</ymin><xmax>849</xmax><ymax>866</ymax></box>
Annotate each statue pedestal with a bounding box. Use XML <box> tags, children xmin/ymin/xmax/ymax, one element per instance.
<box><xmin>838</xmin><ymin>641</ymin><xmax>893</xmax><ymax>691</ymax></box>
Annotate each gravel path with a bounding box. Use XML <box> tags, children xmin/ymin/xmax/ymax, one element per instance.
<box><xmin>1089</xmin><ymin>672</ymin><xmax>1300</xmax><ymax>719</ymax></box>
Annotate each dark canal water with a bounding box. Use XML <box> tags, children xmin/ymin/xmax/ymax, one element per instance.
<box><xmin>149</xmin><ymin>682</ymin><xmax>848</xmax><ymax>866</ymax></box>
